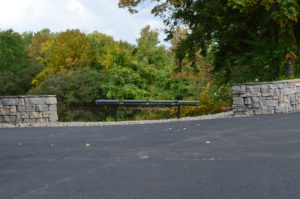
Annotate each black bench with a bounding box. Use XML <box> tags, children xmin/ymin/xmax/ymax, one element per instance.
<box><xmin>95</xmin><ymin>100</ymin><xmax>200</xmax><ymax>121</ymax></box>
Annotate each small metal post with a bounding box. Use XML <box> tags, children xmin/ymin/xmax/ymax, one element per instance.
<box><xmin>177</xmin><ymin>105</ymin><xmax>181</xmax><ymax>119</ymax></box>
<box><xmin>114</xmin><ymin>106</ymin><xmax>118</xmax><ymax>121</ymax></box>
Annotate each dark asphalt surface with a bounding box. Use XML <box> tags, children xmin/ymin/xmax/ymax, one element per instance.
<box><xmin>1</xmin><ymin>113</ymin><xmax>300</xmax><ymax>199</ymax></box>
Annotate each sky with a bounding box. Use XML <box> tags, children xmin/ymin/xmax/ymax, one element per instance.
<box><xmin>0</xmin><ymin>0</ymin><xmax>168</xmax><ymax>46</ymax></box>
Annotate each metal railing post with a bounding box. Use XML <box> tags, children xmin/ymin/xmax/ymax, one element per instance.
<box><xmin>114</xmin><ymin>106</ymin><xmax>118</xmax><ymax>121</ymax></box>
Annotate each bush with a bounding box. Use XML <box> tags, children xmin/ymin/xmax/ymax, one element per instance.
<box><xmin>29</xmin><ymin>67</ymin><xmax>105</xmax><ymax>105</ymax></box>
<box><xmin>170</xmin><ymin>84</ymin><xmax>232</xmax><ymax>117</ymax></box>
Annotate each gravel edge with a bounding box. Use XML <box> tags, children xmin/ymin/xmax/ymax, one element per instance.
<box><xmin>0</xmin><ymin>111</ymin><xmax>244</xmax><ymax>128</ymax></box>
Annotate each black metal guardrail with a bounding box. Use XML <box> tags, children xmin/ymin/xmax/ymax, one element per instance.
<box><xmin>95</xmin><ymin>100</ymin><xmax>200</xmax><ymax>121</ymax></box>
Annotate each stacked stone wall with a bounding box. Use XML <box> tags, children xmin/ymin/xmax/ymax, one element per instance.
<box><xmin>0</xmin><ymin>95</ymin><xmax>58</xmax><ymax>124</ymax></box>
<box><xmin>232</xmin><ymin>79</ymin><xmax>300</xmax><ymax>115</ymax></box>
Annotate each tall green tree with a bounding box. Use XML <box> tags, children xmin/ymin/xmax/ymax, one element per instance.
<box><xmin>119</xmin><ymin>0</ymin><xmax>300</xmax><ymax>82</ymax></box>
<box><xmin>228</xmin><ymin>0</ymin><xmax>300</xmax><ymax>78</ymax></box>
<box><xmin>0</xmin><ymin>30</ymin><xmax>33</xmax><ymax>95</ymax></box>
<box><xmin>102</xmin><ymin>26</ymin><xmax>174</xmax><ymax>99</ymax></box>
<box><xmin>0</xmin><ymin>29</ymin><xmax>27</xmax><ymax>72</ymax></box>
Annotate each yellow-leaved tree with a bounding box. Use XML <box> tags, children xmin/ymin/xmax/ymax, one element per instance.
<box><xmin>32</xmin><ymin>29</ymin><xmax>94</xmax><ymax>87</ymax></box>
<box><xmin>88</xmin><ymin>32</ymin><xmax>121</xmax><ymax>70</ymax></box>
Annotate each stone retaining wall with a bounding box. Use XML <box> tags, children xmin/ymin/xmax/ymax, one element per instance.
<box><xmin>0</xmin><ymin>95</ymin><xmax>58</xmax><ymax>124</ymax></box>
<box><xmin>232</xmin><ymin>79</ymin><xmax>300</xmax><ymax>116</ymax></box>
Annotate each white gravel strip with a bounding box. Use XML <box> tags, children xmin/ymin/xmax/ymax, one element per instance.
<box><xmin>0</xmin><ymin>111</ymin><xmax>244</xmax><ymax>128</ymax></box>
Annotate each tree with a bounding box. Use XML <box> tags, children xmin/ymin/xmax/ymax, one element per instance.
<box><xmin>0</xmin><ymin>30</ymin><xmax>35</xmax><ymax>95</ymax></box>
<box><xmin>32</xmin><ymin>29</ymin><xmax>94</xmax><ymax>87</ymax></box>
<box><xmin>228</xmin><ymin>0</ymin><xmax>300</xmax><ymax>78</ymax></box>
<box><xmin>102</xmin><ymin>26</ymin><xmax>174</xmax><ymax>99</ymax></box>
<box><xmin>119</xmin><ymin>0</ymin><xmax>300</xmax><ymax>82</ymax></box>
<box><xmin>29</xmin><ymin>67</ymin><xmax>104</xmax><ymax>104</ymax></box>
<box><xmin>27</xmin><ymin>29</ymin><xmax>52</xmax><ymax>64</ymax></box>
<box><xmin>134</xmin><ymin>26</ymin><xmax>174</xmax><ymax>98</ymax></box>
<box><xmin>0</xmin><ymin>29</ymin><xmax>27</xmax><ymax>72</ymax></box>
<box><xmin>88</xmin><ymin>32</ymin><xmax>122</xmax><ymax>70</ymax></box>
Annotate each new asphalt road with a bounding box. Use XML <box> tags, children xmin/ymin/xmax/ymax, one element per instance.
<box><xmin>1</xmin><ymin>113</ymin><xmax>300</xmax><ymax>199</ymax></box>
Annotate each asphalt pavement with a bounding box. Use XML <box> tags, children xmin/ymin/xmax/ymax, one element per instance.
<box><xmin>1</xmin><ymin>113</ymin><xmax>300</xmax><ymax>199</ymax></box>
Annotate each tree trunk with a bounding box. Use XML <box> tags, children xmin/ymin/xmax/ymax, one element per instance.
<box><xmin>285</xmin><ymin>57</ymin><xmax>294</xmax><ymax>78</ymax></box>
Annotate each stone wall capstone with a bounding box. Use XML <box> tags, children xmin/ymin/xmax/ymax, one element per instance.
<box><xmin>0</xmin><ymin>95</ymin><xmax>58</xmax><ymax>125</ymax></box>
<box><xmin>232</xmin><ymin>79</ymin><xmax>300</xmax><ymax>116</ymax></box>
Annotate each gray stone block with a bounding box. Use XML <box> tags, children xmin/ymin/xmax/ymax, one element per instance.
<box><xmin>29</xmin><ymin>112</ymin><xmax>43</xmax><ymax>119</ymax></box>
<box><xmin>289</xmin><ymin>95</ymin><xmax>296</xmax><ymax>102</ymax></box>
<box><xmin>36</xmin><ymin>118</ymin><xmax>49</xmax><ymax>123</ymax></box>
<box><xmin>19</xmin><ymin>98</ymin><xmax>25</xmax><ymax>106</ymax></box>
<box><xmin>275</xmin><ymin>106</ymin><xmax>287</xmax><ymax>113</ymax></box>
<box><xmin>4</xmin><ymin>116</ymin><xmax>16</xmax><ymax>123</ymax></box>
<box><xmin>49</xmin><ymin>113</ymin><xmax>58</xmax><ymax>122</ymax></box>
<box><xmin>240</xmin><ymin>85</ymin><xmax>246</xmax><ymax>91</ymax></box>
<box><xmin>291</xmin><ymin>100</ymin><xmax>297</xmax><ymax>105</ymax></box>
<box><xmin>261</xmin><ymin>93</ymin><xmax>271</xmax><ymax>97</ymax></box>
<box><xmin>16</xmin><ymin>115</ymin><xmax>22</xmax><ymax>124</ymax></box>
<box><xmin>261</xmin><ymin>110</ymin><xmax>270</xmax><ymax>114</ymax></box>
<box><xmin>264</xmin><ymin>100</ymin><xmax>277</xmax><ymax>107</ymax></box>
<box><xmin>268</xmin><ymin>107</ymin><xmax>275</xmax><ymax>114</ymax></box>
<box><xmin>45</xmin><ymin>97</ymin><xmax>57</xmax><ymax>105</ymax></box>
<box><xmin>261</xmin><ymin>85</ymin><xmax>268</xmax><ymax>93</ymax></box>
<box><xmin>254</xmin><ymin>85</ymin><xmax>261</xmax><ymax>93</ymax></box>
<box><xmin>278</xmin><ymin>95</ymin><xmax>283</xmax><ymax>103</ymax></box>
<box><xmin>25</xmin><ymin>104</ymin><xmax>35</xmax><ymax>112</ymax></box>
<box><xmin>49</xmin><ymin>105</ymin><xmax>57</xmax><ymax>111</ymax></box>
<box><xmin>295</xmin><ymin>105</ymin><xmax>300</xmax><ymax>112</ymax></box>
<box><xmin>1</xmin><ymin>98</ymin><xmax>18</xmax><ymax>106</ymax></box>
<box><xmin>10</xmin><ymin>106</ymin><xmax>17</xmax><ymax>115</ymax></box>
<box><xmin>253</xmin><ymin>102</ymin><xmax>260</xmax><ymax>108</ymax></box>
<box><xmin>17</xmin><ymin>105</ymin><xmax>26</xmax><ymax>112</ymax></box>
<box><xmin>43</xmin><ymin>111</ymin><xmax>52</xmax><ymax>117</ymax></box>
<box><xmin>245</xmin><ymin>97</ymin><xmax>252</xmax><ymax>105</ymax></box>
<box><xmin>236</xmin><ymin>107</ymin><xmax>245</xmax><ymax>112</ymax></box>
<box><xmin>246</xmin><ymin>104</ymin><xmax>252</xmax><ymax>108</ymax></box>
<box><xmin>233</xmin><ymin>97</ymin><xmax>244</xmax><ymax>105</ymax></box>
<box><xmin>277</xmin><ymin>84</ymin><xmax>283</xmax><ymax>89</ymax></box>
<box><xmin>247</xmin><ymin>86</ymin><xmax>254</xmax><ymax>93</ymax></box>
<box><xmin>36</xmin><ymin>105</ymin><xmax>48</xmax><ymax>112</ymax></box>
<box><xmin>232</xmin><ymin>85</ymin><xmax>240</xmax><ymax>91</ymax></box>
<box><xmin>272</xmin><ymin>89</ymin><xmax>280</xmax><ymax>95</ymax></box>
<box><xmin>25</xmin><ymin>98</ymin><xmax>44</xmax><ymax>105</ymax></box>
<box><xmin>267</xmin><ymin>84</ymin><xmax>275</xmax><ymax>91</ymax></box>
<box><xmin>290</xmin><ymin>87</ymin><xmax>296</xmax><ymax>94</ymax></box>
<box><xmin>252</xmin><ymin>96</ymin><xmax>260</xmax><ymax>102</ymax></box>
<box><xmin>23</xmin><ymin>119</ymin><xmax>36</xmax><ymax>124</ymax></box>
<box><xmin>288</xmin><ymin>83</ymin><xmax>295</xmax><ymax>88</ymax></box>
<box><xmin>19</xmin><ymin>112</ymin><xmax>29</xmax><ymax>119</ymax></box>
<box><xmin>0</xmin><ymin>108</ymin><xmax>9</xmax><ymax>115</ymax></box>
<box><xmin>281</xmin><ymin>89</ymin><xmax>291</xmax><ymax>95</ymax></box>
